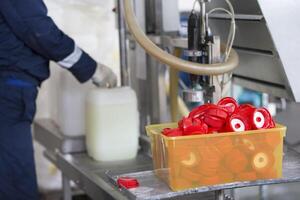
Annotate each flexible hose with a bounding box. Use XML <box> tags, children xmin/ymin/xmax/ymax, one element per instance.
<box><xmin>124</xmin><ymin>0</ymin><xmax>239</xmax><ymax>75</ymax></box>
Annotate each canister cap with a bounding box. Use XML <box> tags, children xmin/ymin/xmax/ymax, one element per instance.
<box><xmin>117</xmin><ymin>177</ymin><xmax>139</xmax><ymax>189</ymax></box>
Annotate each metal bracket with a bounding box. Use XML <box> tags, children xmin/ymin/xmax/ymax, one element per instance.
<box><xmin>184</xmin><ymin>50</ymin><xmax>203</xmax><ymax>57</ymax></box>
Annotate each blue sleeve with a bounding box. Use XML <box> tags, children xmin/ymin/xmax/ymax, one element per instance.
<box><xmin>0</xmin><ymin>0</ymin><xmax>96</xmax><ymax>83</ymax></box>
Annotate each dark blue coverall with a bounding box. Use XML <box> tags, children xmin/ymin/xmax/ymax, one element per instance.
<box><xmin>0</xmin><ymin>0</ymin><xmax>97</xmax><ymax>199</ymax></box>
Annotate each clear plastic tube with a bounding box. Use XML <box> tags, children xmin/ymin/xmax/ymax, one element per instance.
<box><xmin>207</xmin><ymin>7</ymin><xmax>236</xmax><ymax>61</ymax></box>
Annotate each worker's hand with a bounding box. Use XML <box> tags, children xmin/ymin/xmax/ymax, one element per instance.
<box><xmin>92</xmin><ymin>63</ymin><xmax>117</xmax><ymax>88</ymax></box>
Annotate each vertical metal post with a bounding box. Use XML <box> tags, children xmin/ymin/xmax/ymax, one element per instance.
<box><xmin>229</xmin><ymin>189</ymin><xmax>235</xmax><ymax>200</ymax></box>
<box><xmin>215</xmin><ymin>190</ymin><xmax>225</xmax><ymax>200</ymax></box>
<box><xmin>62</xmin><ymin>175</ymin><xmax>72</xmax><ymax>200</ymax></box>
<box><xmin>259</xmin><ymin>185</ymin><xmax>268</xmax><ymax>200</ymax></box>
<box><xmin>117</xmin><ymin>0</ymin><xmax>129</xmax><ymax>86</ymax></box>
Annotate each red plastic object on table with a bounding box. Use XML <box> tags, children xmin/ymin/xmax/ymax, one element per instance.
<box><xmin>117</xmin><ymin>177</ymin><xmax>139</xmax><ymax>189</ymax></box>
<box><xmin>162</xmin><ymin>128</ymin><xmax>183</xmax><ymax>137</ymax></box>
<box><xmin>161</xmin><ymin>97</ymin><xmax>276</xmax><ymax>137</ymax></box>
<box><xmin>188</xmin><ymin>104</ymin><xmax>229</xmax><ymax>133</ymax></box>
<box><xmin>235</xmin><ymin>104</ymin><xmax>256</xmax><ymax>130</ymax></box>
<box><xmin>205</xmin><ymin>107</ymin><xmax>229</xmax><ymax>120</ymax></box>
<box><xmin>217</xmin><ymin>97</ymin><xmax>238</xmax><ymax>115</ymax></box>
<box><xmin>188</xmin><ymin>104</ymin><xmax>215</xmax><ymax>119</ymax></box>
<box><xmin>237</xmin><ymin>104</ymin><xmax>255</xmax><ymax>115</ymax></box>
<box><xmin>269</xmin><ymin>119</ymin><xmax>276</xmax><ymax>128</ymax></box>
<box><xmin>252</xmin><ymin>108</ymin><xmax>273</xmax><ymax>129</ymax></box>
<box><xmin>204</xmin><ymin>115</ymin><xmax>226</xmax><ymax>129</ymax></box>
<box><xmin>226</xmin><ymin>114</ymin><xmax>249</xmax><ymax>132</ymax></box>
<box><xmin>180</xmin><ymin>118</ymin><xmax>208</xmax><ymax>136</ymax></box>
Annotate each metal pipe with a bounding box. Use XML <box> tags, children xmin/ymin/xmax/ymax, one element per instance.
<box><xmin>117</xmin><ymin>0</ymin><xmax>129</xmax><ymax>86</ymax></box>
<box><xmin>200</xmin><ymin>1</ymin><xmax>207</xmax><ymax>44</ymax></box>
<box><xmin>62</xmin><ymin>175</ymin><xmax>72</xmax><ymax>200</ymax></box>
<box><xmin>215</xmin><ymin>190</ymin><xmax>225</xmax><ymax>200</ymax></box>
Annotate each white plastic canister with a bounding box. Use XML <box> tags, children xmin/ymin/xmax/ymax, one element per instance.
<box><xmin>85</xmin><ymin>87</ymin><xmax>139</xmax><ymax>161</ymax></box>
<box><xmin>58</xmin><ymin>71</ymin><xmax>93</xmax><ymax>137</ymax></box>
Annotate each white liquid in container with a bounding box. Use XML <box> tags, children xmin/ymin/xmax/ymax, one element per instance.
<box><xmin>85</xmin><ymin>87</ymin><xmax>139</xmax><ymax>161</ymax></box>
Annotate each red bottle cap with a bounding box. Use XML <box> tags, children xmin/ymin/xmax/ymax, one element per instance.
<box><xmin>117</xmin><ymin>177</ymin><xmax>139</xmax><ymax>189</ymax></box>
<box><xmin>181</xmin><ymin>117</ymin><xmax>193</xmax><ymax>131</ymax></box>
<box><xmin>204</xmin><ymin>115</ymin><xmax>226</xmax><ymax>129</ymax></box>
<box><xmin>237</xmin><ymin>105</ymin><xmax>256</xmax><ymax>116</ymax></box>
<box><xmin>269</xmin><ymin>119</ymin><xmax>276</xmax><ymax>128</ymax></box>
<box><xmin>162</xmin><ymin>128</ymin><xmax>183</xmax><ymax>137</ymax></box>
<box><xmin>252</xmin><ymin>108</ymin><xmax>272</xmax><ymax>129</ymax></box>
<box><xmin>205</xmin><ymin>107</ymin><xmax>229</xmax><ymax>120</ymax></box>
<box><xmin>226</xmin><ymin>114</ymin><xmax>247</xmax><ymax>132</ymax></box>
<box><xmin>188</xmin><ymin>104</ymin><xmax>215</xmax><ymax>119</ymax></box>
<box><xmin>183</xmin><ymin>118</ymin><xmax>209</xmax><ymax>135</ymax></box>
<box><xmin>217</xmin><ymin>97</ymin><xmax>238</xmax><ymax>114</ymax></box>
<box><xmin>235</xmin><ymin>105</ymin><xmax>255</xmax><ymax>130</ymax></box>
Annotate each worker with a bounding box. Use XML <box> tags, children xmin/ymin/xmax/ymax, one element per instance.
<box><xmin>0</xmin><ymin>0</ymin><xmax>117</xmax><ymax>199</ymax></box>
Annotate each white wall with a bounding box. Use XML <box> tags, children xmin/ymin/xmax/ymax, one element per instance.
<box><xmin>36</xmin><ymin>0</ymin><xmax>120</xmax><ymax>122</ymax></box>
<box><xmin>178</xmin><ymin>0</ymin><xmax>198</xmax><ymax>11</ymax></box>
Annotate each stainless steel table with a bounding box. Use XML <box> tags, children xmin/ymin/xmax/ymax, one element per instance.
<box><xmin>57</xmin><ymin>152</ymin><xmax>153</xmax><ymax>200</ymax></box>
<box><xmin>56</xmin><ymin>146</ymin><xmax>300</xmax><ymax>200</ymax></box>
<box><xmin>33</xmin><ymin>119</ymin><xmax>216</xmax><ymax>199</ymax></box>
<box><xmin>34</xmin><ymin>119</ymin><xmax>300</xmax><ymax>200</ymax></box>
<box><xmin>33</xmin><ymin>119</ymin><xmax>86</xmax><ymax>154</ymax></box>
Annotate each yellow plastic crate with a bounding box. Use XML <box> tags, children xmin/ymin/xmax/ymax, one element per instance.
<box><xmin>146</xmin><ymin>123</ymin><xmax>286</xmax><ymax>191</ymax></box>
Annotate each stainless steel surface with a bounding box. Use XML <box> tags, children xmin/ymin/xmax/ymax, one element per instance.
<box><xmin>208</xmin><ymin>19</ymin><xmax>274</xmax><ymax>52</ymax></box>
<box><xmin>108</xmin><ymin>171</ymin><xmax>216</xmax><ymax>200</ymax></box>
<box><xmin>151</xmin><ymin>0</ymin><xmax>181</xmax><ymax>34</ymax></box>
<box><xmin>258</xmin><ymin>0</ymin><xmax>300</xmax><ymax>102</ymax></box>
<box><xmin>208</xmin><ymin>0</ymin><xmax>263</xmax><ymax>15</ymax></box>
<box><xmin>182</xmin><ymin>89</ymin><xmax>204</xmax><ymax>103</ymax></box>
<box><xmin>57</xmin><ymin>152</ymin><xmax>152</xmax><ymax>200</ymax></box>
<box><xmin>33</xmin><ymin>119</ymin><xmax>86</xmax><ymax>154</ymax></box>
<box><xmin>209</xmin><ymin>13</ymin><xmax>263</xmax><ymax>21</ymax></box>
<box><xmin>234</xmin><ymin>43</ymin><xmax>282</xmax><ymax>84</ymax></box>
<box><xmin>233</xmin><ymin>77</ymin><xmax>289</xmax><ymax>101</ymax></box>
<box><xmin>63</xmin><ymin>176</ymin><xmax>72</xmax><ymax>200</ymax></box>
<box><xmin>164</xmin><ymin>35</ymin><xmax>287</xmax><ymax>101</ymax></box>
<box><xmin>117</xmin><ymin>0</ymin><xmax>129</xmax><ymax>86</ymax></box>
<box><xmin>211</xmin><ymin>36</ymin><xmax>221</xmax><ymax>64</ymax></box>
<box><xmin>127</xmin><ymin>0</ymin><xmax>171</xmax><ymax>139</ymax></box>
<box><xmin>145</xmin><ymin>0</ymin><xmax>157</xmax><ymax>33</ymax></box>
<box><xmin>216</xmin><ymin>190</ymin><xmax>225</xmax><ymax>200</ymax></box>
<box><xmin>200</xmin><ymin>1</ymin><xmax>207</xmax><ymax>44</ymax></box>
<box><xmin>161</xmin><ymin>0</ymin><xmax>180</xmax><ymax>33</ymax></box>
<box><xmin>129</xmin><ymin>0</ymin><xmax>147</xmax><ymax>81</ymax></box>
<box><xmin>162</xmin><ymin>36</ymin><xmax>286</xmax><ymax>87</ymax></box>
<box><xmin>163</xmin><ymin>37</ymin><xmax>187</xmax><ymax>49</ymax></box>
<box><xmin>258</xmin><ymin>185</ymin><xmax>267</xmax><ymax>200</ymax></box>
<box><xmin>107</xmin><ymin>147</ymin><xmax>300</xmax><ymax>200</ymax></box>
<box><xmin>275</xmin><ymin>103</ymin><xmax>300</xmax><ymax>148</ymax></box>
<box><xmin>35</xmin><ymin>119</ymin><xmax>300</xmax><ymax>200</ymax></box>
<box><xmin>206</xmin><ymin>0</ymin><xmax>300</xmax><ymax>101</ymax></box>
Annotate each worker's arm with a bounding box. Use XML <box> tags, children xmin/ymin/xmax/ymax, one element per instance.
<box><xmin>0</xmin><ymin>0</ymin><xmax>96</xmax><ymax>83</ymax></box>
